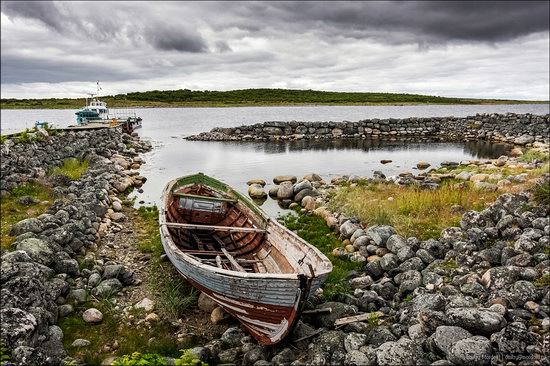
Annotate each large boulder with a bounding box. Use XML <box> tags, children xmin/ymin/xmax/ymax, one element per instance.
<box><xmin>294</xmin><ymin>188</ymin><xmax>317</xmax><ymax>202</ymax></box>
<box><xmin>446</xmin><ymin>308</ymin><xmax>506</xmax><ymax>335</ymax></box>
<box><xmin>248</xmin><ymin>184</ymin><xmax>267</xmax><ymax>199</ymax></box>
<box><xmin>91</xmin><ymin>279</ymin><xmax>123</xmax><ymax>298</ymax></box>
<box><xmin>386</xmin><ymin>234</ymin><xmax>408</xmax><ymax>254</ymax></box>
<box><xmin>277</xmin><ymin>182</ymin><xmax>294</xmax><ymax>200</ymax></box>
<box><xmin>0</xmin><ymin>308</ymin><xmax>38</xmax><ymax>349</ymax></box>
<box><xmin>15</xmin><ymin>238</ymin><xmax>55</xmax><ymax>266</ymax></box>
<box><xmin>433</xmin><ymin>326</ymin><xmax>472</xmax><ymax>355</ymax></box>
<box><xmin>365</xmin><ymin>226</ymin><xmax>396</xmax><ymax>246</ymax></box>
<box><xmin>376</xmin><ymin>338</ymin><xmax>422</xmax><ymax>366</ymax></box>
<box><xmin>273</xmin><ymin>175</ymin><xmax>297</xmax><ymax>184</ymax></box>
<box><xmin>448</xmin><ymin>336</ymin><xmax>492</xmax><ymax>366</ymax></box>
<box><xmin>490</xmin><ymin>322</ymin><xmax>537</xmax><ymax>355</ymax></box>
<box><xmin>340</xmin><ymin>221</ymin><xmax>361</xmax><ymax>238</ymax></box>
<box><xmin>480</xmin><ymin>266</ymin><xmax>520</xmax><ymax>289</ymax></box>
<box><xmin>293</xmin><ymin>180</ymin><xmax>313</xmax><ymax>194</ymax></box>
<box><xmin>9</xmin><ymin>218</ymin><xmax>43</xmax><ymax>236</ymax></box>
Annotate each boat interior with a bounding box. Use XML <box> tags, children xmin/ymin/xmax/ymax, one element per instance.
<box><xmin>165</xmin><ymin>183</ymin><xmax>295</xmax><ymax>274</ymax></box>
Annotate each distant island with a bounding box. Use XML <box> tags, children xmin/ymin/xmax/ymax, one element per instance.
<box><xmin>1</xmin><ymin>88</ymin><xmax>547</xmax><ymax>109</ymax></box>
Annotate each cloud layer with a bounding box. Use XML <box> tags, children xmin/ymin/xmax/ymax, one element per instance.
<box><xmin>1</xmin><ymin>1</ymin><xmax>549</xmax><ymax>99</ymax></box>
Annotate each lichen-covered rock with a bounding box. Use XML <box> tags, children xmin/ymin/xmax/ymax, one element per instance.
<box><xmin>433</xmin><ymin>326</ymin><xmax>472</xmax><ymax>355</ymax></box>
<box><xmin>386</xmin><ymin>234</ymin><xmax>408</xmax><ymax>254</ymax></box>
<box><xmin>448</xmin><ymin>336</ymin><xmax>492</xmax><ymax>366</ymax></box>
<box><xmin>221</xmin><ymin>327</ymin><xmax>246</xmax><ymax>348</ymax></box>
<box><xmin>365</xmin><ymin>226</ymin><xmax>396</xmax><ymax>246</ymax></box>
<box><xmin>446</xmin><ymin>307</ymin><xmax>506</xmax><ymax>335</ymax></box>
<box><xmin>9</xmin><ymin>218</ymin><xmax>43</xmax><ymax>236</ymax></box>
<box><xmin>15</xmin><ymin>238</ymin><xmax>54</xmax><ymax>266</ymax></box>
<box><xmin>0</xmin><ymin>308</ymin><xmax>38</xmax><ymax>349</ymax></box>
<box><xmin>490</xmin><ymin>322</ymin><xmax>537</xmax><ymax>355</ymax></box>
<box><xmin>90</xmin><ymin>278</ymin><xmax>122</xmax><ymax>298</ymax></box>
<box><xmin>340</xmin><ymin>221</ymin><xmax>361</xmax><ymax>238</ymax></box>
<box><xmin>350</xmin><ymin>275</ymin><xmax>373</xmax><ymax>289</ymax></box>
<box><xmin>376</xmin><ymin>338</ymin><xmax>422</xmax><ymax>366</ymax></box>
<box><xmin>344</xmin><ymin>332</ymin><xmax>368</xmax><ymax>352</ymax></box>
<box><xmin>344</xmin><ymin>350</ymin><xmax>372</xmax><ymax>366</ymax></box>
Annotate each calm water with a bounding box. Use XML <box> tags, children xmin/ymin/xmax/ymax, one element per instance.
<box><xmin>2</xmin><ymin>104</ymin><xmax>548</xmax><ymax>217</ymax></box>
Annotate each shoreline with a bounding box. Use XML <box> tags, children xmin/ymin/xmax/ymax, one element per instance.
<box><xmin>1</xmin><ymin>100</ymin><xmax>549</xmax><ymax>110</ymax></box>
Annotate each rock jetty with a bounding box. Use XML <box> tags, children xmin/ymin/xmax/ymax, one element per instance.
<box><xmin>186</xmin><ymin>113</ymin><xmax>550</xmax><ymax>145</ymax></box>
<box><xmin>0</xmin><ymin>128</ymin><xmax>152</xmax><ymax>365</ymax></box>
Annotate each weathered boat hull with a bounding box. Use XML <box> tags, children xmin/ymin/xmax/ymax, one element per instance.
<box><xmin>159</xmin><ymin>173</ymin><xmax>332</xmax><ymax>345</ymax></box>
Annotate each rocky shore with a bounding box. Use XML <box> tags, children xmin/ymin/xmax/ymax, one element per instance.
<box><xmin>184</xmin><ymin>153</ymin><xmax>549</xmax><ymax>365</ymax></box>
<box><xmin>0</xmin><ymin>128</ymin><xmax>152</xmax><ymax>365</ymax></box>
<box><xmin>1</xmin><ymin>123</ymin><xmax>548</xmax><ymax>365</ymax></box>
<box><xmin>186</xmin><ymin>113</ymin><xmax>550</xmax><ymax>145</ymax></box>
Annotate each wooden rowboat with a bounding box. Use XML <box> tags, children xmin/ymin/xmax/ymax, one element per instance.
<box><xmin>159</xmin><ymin>173</ymin><xmax>332</xmax><ymax>345</ymax></box>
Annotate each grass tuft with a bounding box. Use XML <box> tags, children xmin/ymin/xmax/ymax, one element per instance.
<box><xmin>533</xmin><ymin>179</ymin><xmax>550</xmax><ymax>206</ymax></box>
<box><xmin>533</xmin><ymin>274</ymin><xmax>550</xmax><ymax>288</ymax></box>
<box><xmin>279</xmin><ymin>211</ymin><xmax>362</xmax><ymax>300</ymax></box>
<box><xmin>58</xmin><ymin>299</ymin><xmax>182</xmax><ymax>365</ymax></box>
<box><xmin>134</xmin><ymin>206</ymin><xmax>198</xmax><ymax>319</ymax></box>
<box><xmin>49</xmin><ymin>158</ymin><xmax>89</xmax><ymax>181</ymax></box>
<box><xmin>330</xmin><ymin>182</ymin><xmax>501</xmax><ymax>240</ymax></box>
<box><xmin>519</xmin><ymin>149</ymin><xmax>550</xmax><ymax>163</ymax></box>
<box><xmin>1</xmin><ymin>182</ymin><xmax>52</xmax><ymax>251</ymax></box>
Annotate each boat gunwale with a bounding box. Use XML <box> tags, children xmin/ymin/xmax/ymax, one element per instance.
<box><xmin>160</xmin><ymin>174</ymin><xmax>332</xmax><ymax>281</ymax></box>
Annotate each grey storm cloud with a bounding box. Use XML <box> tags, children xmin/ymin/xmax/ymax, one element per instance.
<box><xmin>221</xmin><ymin>1</ymin><xmax>550</xmax><ymax>44</ymax></box>
<box><xmin>1</xmin><ymin>1</ymin><xmax>548</xmax><ymax>99</ymax></box>
<box><xmin>143</xmin><ymin>24</ymin><xmax>208</xmax><ymax>53</ymax></box>
<box><xmin>1</xmin><ymin>1</ymin><xmax>209</xmax><ymax>53</ymax></box>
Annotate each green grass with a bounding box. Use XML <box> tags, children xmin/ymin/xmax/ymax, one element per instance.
<box><xmin>330</xmin><ymin>182</ymin><xmax>501</xmax><ymax>240</ymax></box>
<box><xmin>135</xmin><ymin>206</ymin><xmax>198</xmax><ymax>320</ymax></box>
<box><xmin>59</xmin><ymin>205</ymin><xmax>200</xmax><ymax>365</ymax></box>
<box><xmin>533</xmin><ymin>179</ymin><xmax>550</xmax><ymax>206</ymax></box>
<box><xmin>58</xmin><ymin>299</ymin><xmax>183</xmax><ymax>365</ymax></box>
<box><xmin>519</xmin><ymin>149</ymin><xmax>550</xmax><ymax>163</ymax></box>
<box><xmin>437</xmin><ymin>260</ymin><xmax>459</xmax><ymax>270</ymax></box>
<box><xmin>111</xmin><ymin>352</ymin><xmax>168</xmax><ymax>366</ymax></box>
<box><xmin>533</xmin><ymin>274</ymin><xmax>550</xmax><ymax>288</ymax></box>
<box><xmin>49</xmin><ymin>158</ymin><xmax>89</xmax><ymax>180</ymax></box>
<box><xmin>279</xmin><ymin>211</ymin><xmax>362</xmax><ymax>300</ymax></box>
<box><xmin>2</xmin><ymin>88</ymin><xmax>545</xmax><ymax>109</ymax></box>
<box><xmin>0</xmin><ymin>182</ymin><xmax>52</xmax><ymax>250</ymax></box>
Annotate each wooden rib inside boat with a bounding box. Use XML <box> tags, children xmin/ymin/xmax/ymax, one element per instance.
<box><xmin>159</xmin><ymin>173</ymin><xmax>332</xmax><ymax>345</ymax></box>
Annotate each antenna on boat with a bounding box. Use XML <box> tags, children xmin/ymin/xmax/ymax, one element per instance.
<box><xmin>96</xmin><ymin>80</ymin><xmax>102</xmax><ymax>97</ymax></box>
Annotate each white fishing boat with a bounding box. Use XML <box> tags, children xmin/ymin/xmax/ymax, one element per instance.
<box><xmin>75</xmin><ymin>82</ymin><xmax>142</xmax><ymax>129</ymax></box>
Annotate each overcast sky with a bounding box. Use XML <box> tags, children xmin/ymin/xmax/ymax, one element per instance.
<box><xmin>1</xmin><ymin>1</ymin><xmax>549</xmax><ymax>100</ymax></box>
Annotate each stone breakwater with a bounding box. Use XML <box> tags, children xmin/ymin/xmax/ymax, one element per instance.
<box><xmin>0</xmin><ymin>128</ymin><xmax>152</xmax><ymax>365</ymax></box>
<box><xmin>186</xmin><ymin>113</ymin><xmax>550</xmax><ymax>145</ymax></box>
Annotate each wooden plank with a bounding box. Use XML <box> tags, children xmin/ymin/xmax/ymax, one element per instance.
<box><xmin>173</xmin><ymin>192</ymin><xmax>237</xmax><ymax>203</ymax></box>
<box><xmin>216</xmin><ymin>255</ymin><xmax>222</xmax><ymax>268</ymax></box>
<box><xmin>162</xmin><ymin>222</ymin><xmax>266</xmax><ymax>233</ymax></box>
<box><xmin>190</xmin><ymin>232</ymin><xmax>204</xmax><ymax>250</ymax></box>
<box><xmin>221</xmin><ymin>247</ymin><xmax>245</xmax><ymax>272</ymax></box>
<box><xmin>302</xmin><ymin>308</ymin><xmax>332</xmax><ymax>315</ymax></box>
<box><xmin>333</xmin><ymin>311</ymin><xmax>384</xmax><ymax>327</ymax></box>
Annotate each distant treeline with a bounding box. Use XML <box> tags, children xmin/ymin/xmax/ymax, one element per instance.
<box><xmin>0</xmin><ymin>88</ymin><xmax>543</xmax><ymax>109</ymax></box>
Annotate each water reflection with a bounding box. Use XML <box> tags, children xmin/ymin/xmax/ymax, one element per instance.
<box><xmin>217</xmin><ymin>138</ymin><xmax>511</xmax><ymax>158</ymax></box>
